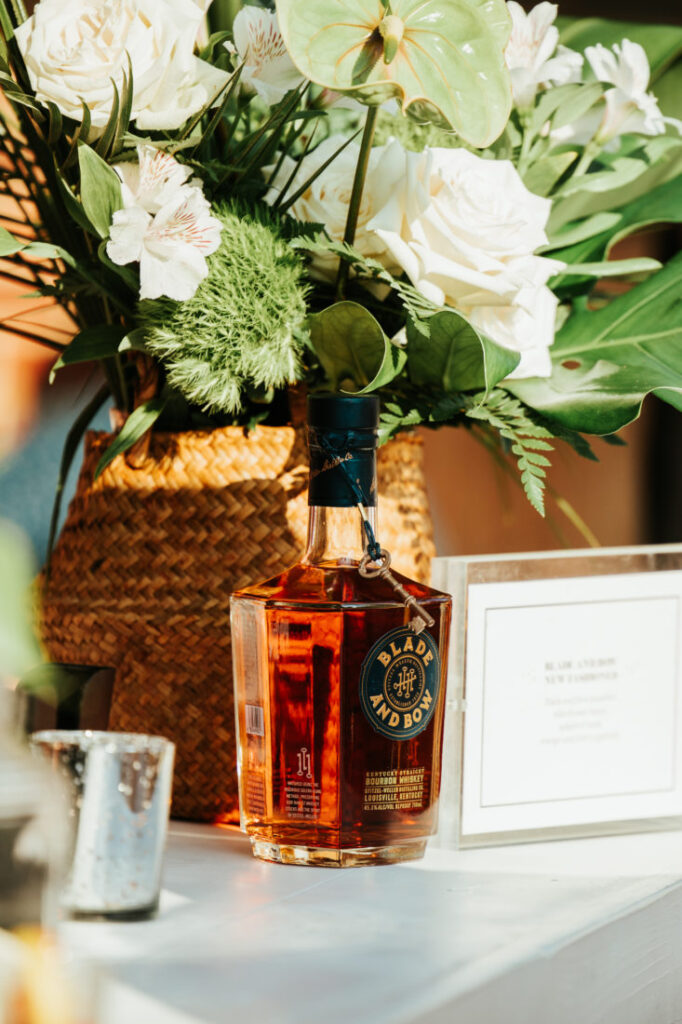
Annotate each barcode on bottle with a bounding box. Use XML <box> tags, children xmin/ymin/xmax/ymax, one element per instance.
<box><xmin>245</xmin><ymin>704</ymin><xmax>264</xmax><ymax>737</ymax></box>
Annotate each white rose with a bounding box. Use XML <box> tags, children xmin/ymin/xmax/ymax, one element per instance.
<box><xmin>265</xmin><ymin>136</ymin><xmax>409</xmax><ymax>282</ymax></box>
<box><xmin>228</xmin><ymin>6</ymin><xmax>305</xmax><ymax>106</ymax></box>
<box><xmin>504</xmin><ymin>1</ymin><xmax>583</xmax><ymax>110</ymax></box>
<box><xmin>16</xmin><ymin>0</ymin><xmax>231</xmax><ymax>131</ymax></box>
<box><xmin>466</xmin><ymin>263</ymin><xmax>560</xmax><ymax>378</ymax></box>
<box><xmin>367</xmin><ymin>147</ymin><xmax>565</xmax><ymax>379</ymax></box>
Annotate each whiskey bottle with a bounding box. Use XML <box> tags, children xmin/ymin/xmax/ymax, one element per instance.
<box><xmin>230</xmin><ymin>394</ymin><xmax>452</xmax><ymax>866</ymax></box>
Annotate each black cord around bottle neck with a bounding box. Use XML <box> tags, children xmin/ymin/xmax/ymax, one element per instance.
<box><xmin>315</xmin><ymin>434</ymin><xmax>382</xmax><ymax>561</ymax></box>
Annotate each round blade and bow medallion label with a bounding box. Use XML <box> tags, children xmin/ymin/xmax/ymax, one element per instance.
<box><xmin>359</xmin><ymin>627</ymin><xmax>440</xmax><ymax>740</ymax></box>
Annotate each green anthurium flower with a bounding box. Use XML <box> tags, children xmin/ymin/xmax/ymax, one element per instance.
<box><xmin>275</xmin><ymin>0</ymin><xmax>513</xmax><ymax>147</ymax></box>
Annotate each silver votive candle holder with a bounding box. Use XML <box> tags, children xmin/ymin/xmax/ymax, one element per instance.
<box><xmin>30</xmin><ymin>730</ymin><xmax>175</xmax><ymax>920</ymax></box>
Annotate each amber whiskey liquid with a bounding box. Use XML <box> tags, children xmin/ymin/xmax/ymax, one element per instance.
<box><xmin>231</xmin><ymin>395</ymin><xmax>452</xmax><ymax>866</ymax></box>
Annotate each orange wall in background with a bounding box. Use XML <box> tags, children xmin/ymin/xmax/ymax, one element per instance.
<box><xmin>423</xmin><ymin>416</ymin><xmax>650</xmax><ymax>556</ymax></box>
<box><xmin>0</xmin><ymin>274</ymin><xmax>67</xmax><ymax>458</ymax></box>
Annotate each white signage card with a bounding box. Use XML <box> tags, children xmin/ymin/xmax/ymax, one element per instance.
<box><xmin>434</xmin><ymin>550</ymin><xmax>682</xmax><ymax>845</ymax></box>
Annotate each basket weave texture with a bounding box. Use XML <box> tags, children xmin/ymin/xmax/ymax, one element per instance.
<box><xmin>39</xmin><ymin>425</ymin><xmax>435</xmax><ymax>822</ymax></box>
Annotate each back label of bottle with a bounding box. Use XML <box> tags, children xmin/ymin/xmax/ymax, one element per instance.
<box><xmin>359</xmin><ymin>626</ymin><xmax>440</xmax><ymax>740</ymax></box>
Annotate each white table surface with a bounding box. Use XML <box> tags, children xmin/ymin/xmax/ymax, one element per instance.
<box><xmin>59</xmin><ymin>822</ymin><xmax>682</xmax><ymax>1024</ymax></box>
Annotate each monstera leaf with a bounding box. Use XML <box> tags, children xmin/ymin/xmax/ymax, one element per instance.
<box><xmin>276</xmin><ymin>0</ymin><xmax>512</xmax><ymax>147</ymax></box>
<box><xmin>507</xmin><ymin>253</ymin><xmax>682</xmax><ymax>435</ymax></box>
<box><xmin>547</xmin><ymin>172</ymin><xmax>682</xmax><ymax>266</ymax></box>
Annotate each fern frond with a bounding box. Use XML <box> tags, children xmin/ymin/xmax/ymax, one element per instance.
<box><xmin>291</xmin><ymin>232</ymin><xmax>438</xmax><ymax>327</ymax></box>
<box><xmin>466</xmin><ymin>389</ymin><xmax>555</xmax><ymax>516</ymax></box>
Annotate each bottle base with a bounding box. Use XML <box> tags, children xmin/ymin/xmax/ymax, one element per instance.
<box><xmin>249</xmin><ymin>837</ymin><xmax>428</xmax><ymax>867</ymax></box>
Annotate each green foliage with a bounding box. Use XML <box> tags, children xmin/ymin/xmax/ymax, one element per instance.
<box><xmin>299</xmin><ymin>248</ymin><xmax>519</xmax><ymax>399</ymax></box>
<box><xmin>140</xmin><ymin>201</ymin><xmax>309</xmax><ymax>414</ymax></box>
<box><xmin>49</xmin><ymin>325</ymin><xmax>129</xmax><ymax>382</ymax></box>
<box><xmin>531</xmin><ymin>83</ymin><xmax>603</xmax><ymax>136</ymax></box>
<box><xmin>654</xmin><ymin>62</ymin><xmax>682</xmax><ymax>119</ymax></box>
<box><xmin>291</xmin><ymin>233</ymin><xmax>438</xmax><ymax>324</ymax></box>
<box><xmin>522</xmin><ymin>151</ymin><xmax>578</xmax><ymax>198</ymax></box>
<box><xmin>203</xmin><ymin>82</ymin><xmax>322</xmax><ymax>200</ymax></box>
<box><xmin>548</xmin><ymin>138</ymin><xmax>682</xmax><ymax>233</ymax></box>
<box><xmin>553</xmin><ymin>256</ymin><xmax>661</xmax><ymax>281</ymax></box>
<box><xmin>207</xmin><ymin>0</ymin><xmax>243</xmax><ymax>35</ymax></box>
<box><xmin>406</xmin><ymin>311</ymin><xmax>519</xmax><ymax>393</ymax></box>
<box><xmin>378</xmin><ymin>387</ymin><xmax>471</xmax><ymax>443</ymax></box>
<box><xmin>95</xmin><ymin>396</ymin><xmax>168</xmax><ymax>479</ymax></box>
<box><xmin>466</xmin><ymin>391</ymin><xmax>556</xmax><ymax>516</ymax></box>
<box><xmin>78</xmin><ymin>144</ymin><xmax>123</xmax><ymax>238</ymax></box>
<box><xmin>0</xmin><ymin>224</ymin><xmax>25</xmax><ymax>256</ymax></box>
<box><xmin>276</xmin><ymin>0</ymin><xmax>512</xmax><ymax>147</ymax></box>
<box><xmin>373</xmin><ymin>110</ymin><xmax>461</xmax><ymax>151</ymax></box>
<box><xmin>508</xmin><ymin>251</ymin><xmax>682</xmax><ymax>435</ymax></box>
<box><xmin>604</xmin><ymin>173</ymin><xmax>682</xmax><ymax>255</ymax></box>
<box><xmin>307</xmin><ymin>301</ymin><xmax>406</xmax><ymax>393</ymax></box>
<box><xmin>0</xmin><ymin>226</ymin><xmax>69</xmax><ymax>261</ymax></box>
<box><xmin>0</xmin><ymin>0</ymin><xmax>679</xmax><ymax>523</ymax></box>
<box><xmin>547</xmin><ymin>172</ymin><xmax>682</xmax><ymax>267</ymax></box>
<box><xmin>0</xmin><ymin>521</ymin><xmax>41</xmax><ymax>677</ymax></box>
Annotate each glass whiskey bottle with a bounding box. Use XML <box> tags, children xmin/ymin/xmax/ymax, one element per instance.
<box><xmin>231</xmin><ymin>394</ymin><xmax>452</xmax><ymax>866</ymax></box>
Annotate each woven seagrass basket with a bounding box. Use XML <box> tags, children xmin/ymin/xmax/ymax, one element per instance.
<box><xmin>39</xmin><ymin>425</ymin><xmax>435</xmax><ymax>822</ymax></box>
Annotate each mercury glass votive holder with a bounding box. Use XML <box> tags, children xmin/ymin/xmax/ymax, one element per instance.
<box><xmin>30</xmin><ymin>730</ymin><xmax>175</xmax><ymax>920</ymax></box>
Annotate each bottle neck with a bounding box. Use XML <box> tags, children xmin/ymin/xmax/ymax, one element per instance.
<box><xmin>305</xmin><ymin>425</ymin><xmax>378</xmax><ymax>565</ymax></box>
<box><xmin>303</xmin><ymin>505</ymin><xmax>378</xmax><ymax>566</ymax></box>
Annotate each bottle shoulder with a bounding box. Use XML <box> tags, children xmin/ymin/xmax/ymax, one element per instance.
<box><xmin>232</xmin><ymin>561</ymin><xmax>452</xmax><ymax>609</ymax></box>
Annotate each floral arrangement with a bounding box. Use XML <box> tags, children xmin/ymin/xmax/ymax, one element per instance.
<box><xmin>0</xmin><ymin>0</ymin><xmax>680</xmax><ymax>534</ymax></box>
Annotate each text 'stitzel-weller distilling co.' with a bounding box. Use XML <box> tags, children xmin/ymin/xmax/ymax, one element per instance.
<box><xmin>231</xmin><ymin>394</ymin><xmax>452</xmax><ymax>866</ymax></box>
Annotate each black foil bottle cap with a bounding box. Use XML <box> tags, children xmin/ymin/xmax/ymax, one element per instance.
<box><xmin>306</xmin><ymin>393</ymin><xmax>379</xmax><ymax>507</ymax></box>
<box><xmin>307</xmin><ymin>393</ymin><xmax>380</xmax><ymax>433</ymax></box>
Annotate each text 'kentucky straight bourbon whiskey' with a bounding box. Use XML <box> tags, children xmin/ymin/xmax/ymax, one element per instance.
<box><xmin>230</xmin><ymin>394</ymin><xmax>452</xmax><ymax>866</ymax></box>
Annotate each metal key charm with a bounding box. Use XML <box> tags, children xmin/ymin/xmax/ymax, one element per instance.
<box><xmin>358</xmin><ymin>548</ymin><xmax>435</xmax><ymax>635</ymax></box>
<box><xmin>316</xmin><ymin>437</ymin><xmax>436</xmax><ymax>636</ymax></box>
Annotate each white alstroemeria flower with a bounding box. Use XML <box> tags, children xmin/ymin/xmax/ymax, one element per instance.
<box><xmin>265</xmin><ymin>136</ymin><xmax>408</xmax><ymax>281</ymax></box>
<box><xmin>107</xmin><ymin>180</ymin><xmax>222</xmax><ymax>301</ymax></box>
<box><xmin>16</xmin><ymin>0</ymin><xmax>230</xmax><ymax>131</ymax></box>
<box><xmin>228</xmin><ymin>6</ymin><xmax>305</xmax><ymax>105</ymax></box>
<box><xmin>114</xmin><ymin>145</ymin><xmax>195</xmax><ymax>215</ymax></box>
<box><xmin>555</xmin><ymin>40</ymin><xmax>668</xmax><ymax>146</ymax></box>
<box><xmin>366</xmin><ymin>146</ymin><xmax>565</xmax><ymax>379</ymax></box>
<box><xmin>504</xmin><ymin>1</ymin><xmax>583</xmax><ymax>110</ymax></box>
<box><xmin>588</xmin><ymin>41</ymin><xmax>666</xmax><ymax>140</ymax></box>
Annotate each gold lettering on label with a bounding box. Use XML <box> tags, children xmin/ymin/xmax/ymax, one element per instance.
<box><xmin>377</xmin><ymin>702</ymin><xmax>391</xmax><ymax>721</ymax></box>
<box><xmin>309</xmin><ymin>451</ymin><xmax>353</xmax><ymax>480</ymax></box>
<box><xmin>403</xmin><ymin>636</ymin><xmax>414</xmax><ymax>652</ymax></box>
<box><xmin>419</xmin><ymin>689</ymin><xmax>432</xmax><ymax>711</ymax></box>
<box><xmin>422</xmin><ymin>650</ymin><xmax>434</xmax><ymax>667</ymax></box>
<box><xmin>362</xmin><ymin>766</ymin><xmax>426</xmax><ymax>812</ymax></box>
<box><xmin>412</xmin><ymin>707</ymin><xmax>422</xmax><ymax>723</ymax></box>
<box><xmin>369</xmin><ymin>694</ymin><xmax>383</xmax><ymax>709</ymax></box>
<box><xmin>394</xmin><ymin>665</ymin><xmax>416</xmax><ymax>698</ymax></box>
<box><xmin>415</xmin><ymin>640</ymin><xmax>426</xmax><ymax>656</ymax></box>
<box><xmin>378</xmin><ymin>651</ymin><xmax>391</xmax><ymax>667</ymax></box>
<box><xmin>390</xmin><ymin>641</ymin><xmax>402</xmax><ymax>658</ymax></box>
<box><xmin>389</xmin><ymin>712</ymin><xmax>400</xmax><ymax>728</ymax></box>
<box><xmin>404</xmin><ymin>713</ymin><xmax>413</xmax><ymax>729</ymax></box>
